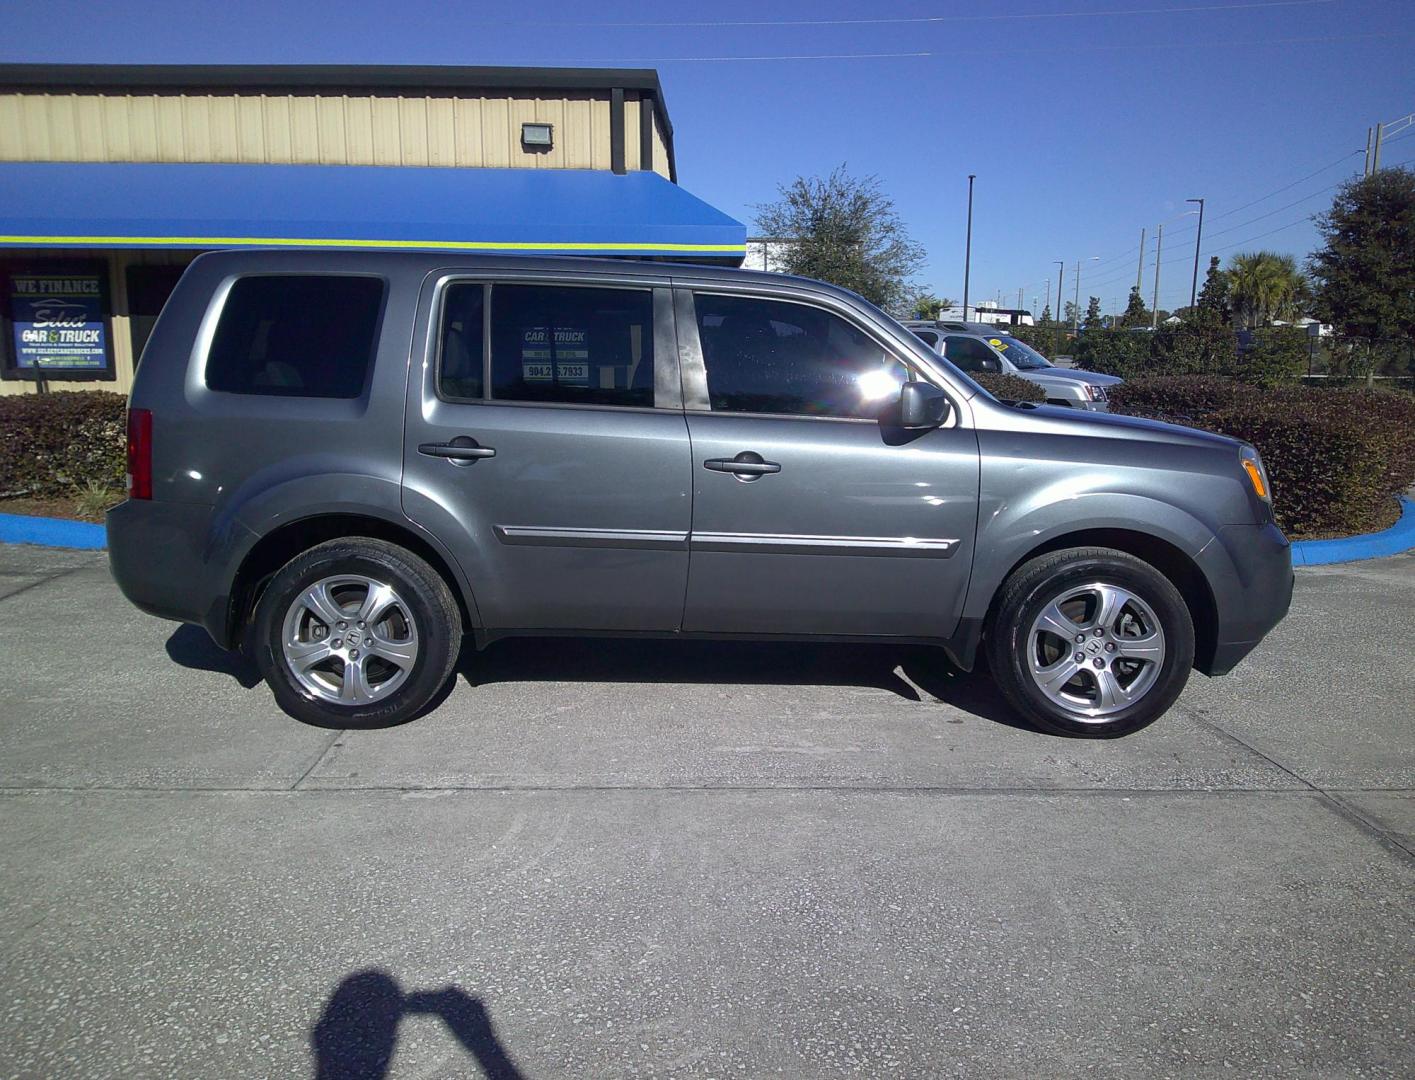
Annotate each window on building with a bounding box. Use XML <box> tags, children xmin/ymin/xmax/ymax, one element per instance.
<box><xmin>489</xmin><ymin>284</ymin><xmax>654</xmax><ymax>408</ymax></box>
<box><xmin>125</xmin><ymin>264</ymin><xmax>188</xmax><ymax>367</ymax></box>
<box><xmin>438</xmin><ymin>283</ymin><xmax>486</xmax><ymax>401</ymax></box>
<box><xmin>694</xmin><ymin>293</ymin><xmax>909</xmax><ymax>419</ymax></box>
<box><xmin>205</xmin><ymin>275</ymin><xmax>384</xmax><ymax>398</ymax></box>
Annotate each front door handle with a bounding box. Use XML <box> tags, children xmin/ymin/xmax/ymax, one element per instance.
<box><xmin>419</xmin><ymin>436</ymin><xmax>496</xmax><ymax>462</ymax></box>
<box><xmin>703</xmin><ymin>451</ymin><xmax>781</xmax><ymax>479</ymax></box>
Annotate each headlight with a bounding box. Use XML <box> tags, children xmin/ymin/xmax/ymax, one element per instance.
<box><xmin>1085</xmin><ymin>384</ymin><xmax>1108</xmax><ymax>402</ymax></box>
<box><xmin>1240</xmin><ymin>445</ymin><xmax>1270</xmax><ymax>503</ymax></box>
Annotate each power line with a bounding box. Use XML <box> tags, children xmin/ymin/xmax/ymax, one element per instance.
<box><xmin>1208</xmin><ymin>149</ymin><xmax>1362</xmax><ymax>220</ymax></box>
<box><xmin>466</xmin><ymin>0</ymin><xmax>1338</xmax><ymax>28</ymax></box>
<box><xmin>565</xmin><ymin>31</ymin><xmax>1403</xmax><ymax>64</ymax></box>
<box><xmin>1204</xmin><ymin>179</ymin><xmax>1345</xmax><ymax>239</ymax></box>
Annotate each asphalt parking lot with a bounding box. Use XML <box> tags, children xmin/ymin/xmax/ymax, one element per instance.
<box><xmin>0</xmin><ymin>544</ymin><xmax>1411</xmax><ymax>1078</ymax></box>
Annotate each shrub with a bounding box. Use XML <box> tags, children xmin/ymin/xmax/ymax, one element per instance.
<box><xmin>1231</xmin><ymin>327</ymin><xmax>1308</xmax><ymax>387</ymax></box>
<box><xmin>974</xmin><ymin>372</ymin><xmax>1047</xmax><ymax>403</ymax></box>
<box><xmin>1006</xmin><ymin>324</ymin><xmax>1070</xmax><ymax>359</ymax></box>
<box><xmin>1070</xmin><ymin>329</ymin><xmax>1154</xmax><ymax>378</ymax></box>
<box><xmin>0</xmin><ymin>390</ymin><xmax>127</xmax><ymax>499</ymax></box>
<box><xmin>1110</xmin><ymin>375</ymin><xmax>1415</xmax><ymax>536</ymax></box>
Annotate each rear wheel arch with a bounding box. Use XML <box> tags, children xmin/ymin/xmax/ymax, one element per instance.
<box><xmin>983</xmin><ymin>527</ymin><xmax>1218</xmax><ymax>673</ymax></box>
<box><xmin>226</xmin><ymin>513</ymin><xmax>479</xmax><ymax>649</ymax></box>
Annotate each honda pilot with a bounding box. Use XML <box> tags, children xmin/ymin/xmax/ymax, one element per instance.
<box><xmin>108</xmin><ymin>251</ymin><xmax>1293</xmax><ymax>738</ymax></box>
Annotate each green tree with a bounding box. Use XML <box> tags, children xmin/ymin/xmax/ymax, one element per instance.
<box><xmin>1120</xmin><ymin>286</ymin><xmax>1150</xmax><ymax>328</ymax></box>
<box><xmin>1082</xmin><ymin>295</ymin><xmax>1103</xmax><ymax>330</ymax></box>
<box><xmin>754</xmin><ymin>166</ymin><xmax>925</xmax><ymax>314</ymax></box>
<box><xmin>1063</xmin><ymin>300</ymin><xmax>1078</xmax><ymax>326</ymax></box>
<box><xmin>1309</xmin><ymin>167</ymin><xmax>1415</xmax><ymax>342</ymax></box>
<box><xmin>1227</xmin><ymin>251</ymin><xmax>1307</xmax><ymax>329</ymax></box>
<box><xmin>1039</xmin><ymin>303</ymin><xmax>1052</xmax><ymax>324</ymax></box>
<box><xmin>1196</xmin><ymin>256</ymin><xmax>1231</xmax><ymax>324</ymax></box>
<box><xmin>908</xmin><ymin>291</ymin><xmax>953</xmax><ymax>320</ymax></box>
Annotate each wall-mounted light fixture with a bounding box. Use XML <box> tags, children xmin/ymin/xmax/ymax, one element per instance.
<box><xmin>521</xmin><ymin>122</ymin><xmax>553</xmax><ymax>149</ymax></box>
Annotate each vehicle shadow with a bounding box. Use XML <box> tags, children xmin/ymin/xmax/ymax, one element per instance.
<box><xmin>164</xmin><ymin>624</ymin><xmax>262</xmax><ymax>689</ymax></box>
<box><xmin>311</xmin><ymin>969</ymin><xmax>524</xmax><ymax>1080</ymax></box>
<box><xmin>163</xmin><ymin>624</ymin><xmax>1035</xmax><ymax>733</ymax></box>
<box><xmin>460</xmin><ymin>637</ymin><xmax>1033</xmax><ymax>731</ymax></box>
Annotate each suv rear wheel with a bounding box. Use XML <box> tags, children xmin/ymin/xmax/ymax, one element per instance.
<box><xmin>251</xmin><ymin>538</ymin><xmax>462</xmax><ymax>728</ymax></box>
<box><xmin>986</xmin><ymin>547</ymin><xmax>1194</xmax><ymax>738</ymax></box>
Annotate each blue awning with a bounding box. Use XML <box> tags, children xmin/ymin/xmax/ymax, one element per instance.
<box><xmin>0</xmin><ymin>162</ymin><xmax>746</xmax><ymax>260</ymax></box>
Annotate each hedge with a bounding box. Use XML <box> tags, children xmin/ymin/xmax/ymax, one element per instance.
<box><xmin>1110</xmin><ymin>376</ymin><xmax>1415</xmax><ymax>537</ymax></box>
<box><xmin>0</xmin><ymin>391</ymin><xmax>127</xmax><ymax>499</ymax></box>
<box><xmin>974</xmin><ymin>371</ymin><xmax>1047</xmax><ymax>403</ymax></box>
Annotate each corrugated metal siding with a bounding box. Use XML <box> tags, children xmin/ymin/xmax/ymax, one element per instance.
<box><xmin>0</xmin><ymin>90</ymin><xmax>671</xmax><ymax>177</ymax></box>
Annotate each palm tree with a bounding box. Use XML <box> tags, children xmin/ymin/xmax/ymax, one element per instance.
<box><xmin>1226</xmin><ymin>251</ymin><xmax>1308</xmax><ymax>329</ymax></box>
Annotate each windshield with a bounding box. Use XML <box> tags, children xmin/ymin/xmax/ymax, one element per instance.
<box><xmin>986</xmin><ymin>336</ymin><xmax>1051</xmax><ymax>370</ymax></box>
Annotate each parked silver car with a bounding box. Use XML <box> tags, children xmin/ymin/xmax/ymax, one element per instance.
<box><xmin>108</xmin><ymin>251</ymin><xmax>1291</xmax><ymax>738</ymax></box>
<box><xmin>909</xmin><ymin>327</ymin><xmax>1120</xmax><ymax>411</ymax></box>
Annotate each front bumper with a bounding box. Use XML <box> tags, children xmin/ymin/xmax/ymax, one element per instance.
<box><xmin>1198</xmin><ymin>521</ymin><xmax>1294</xmax><ymax>676</ymax></box>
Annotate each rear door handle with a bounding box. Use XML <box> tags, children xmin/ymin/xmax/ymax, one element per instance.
<box><xmin>419</xmin><ymin>436</ymin><xmax>496</xmax><ymax>462</ymax></box>
<box><xmin>703</xmin><ymin>451</ymin><xmax>781</xmax><ymax>478</ymax></box>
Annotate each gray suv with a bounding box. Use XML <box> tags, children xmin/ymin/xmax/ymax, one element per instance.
<box><xmin>108</xmin><ymin>251</ymin><xmax>1292</xmax><ymax>738</ymax></box>
<box><xmin>908</xmin><ymin>326</ymin><xmax>1120</xmax><ymax>411</ymax></box>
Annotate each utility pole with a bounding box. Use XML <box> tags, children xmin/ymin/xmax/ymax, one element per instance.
<box><xmin>1135</xmin><ymin>227</ymin><xmax>1146</xmax><ymax>298</ymax></box>
<box><xmin>1151</xmin><ymin>224</ymin><xmax>1164</xmax><ymax>329</ymax></box>
<box><xmin>1044</xmin><ymin>278</ymin><xmax>1051</xmax><ymax>322</ymax></box>
<box><xmin>1187</xmin><ymin>197</ymin><xmax>1205</xmax><ymax>309</ymax></box>
<box><xmin>1364</xmin><ymin>126</ymin><xmax>1374</xmax><ymax>176</ymax></box>
<box><xmin>1072</xmin><ymin>261</ymin><xmax>1082</xmax><ymax>334</ymax></box>
<box><xmin>1054</xmin><ymin>261</ymin><xmax>1065</xmax><ymax>354</ymax></box>
<box><xmin>1372</xmin><ymin>123</ymin><xmax>1384</xmax><ymax>173</ymax></box>
<box><xmin>962</xmin><ymin>174</ymin><xmax>975</xmax><ymax>321</ymax></box>
<box><xmin>1017</xmin><ymin>287</ymin><xmax>1023</xmax><ymax>312</ymax></box>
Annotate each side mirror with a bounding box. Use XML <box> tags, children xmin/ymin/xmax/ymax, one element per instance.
<box><xmin>897</xmin><ymin>381</ymin><xmax>952</xmax><ymax>429</ymax></box>
<box><xmin>979</xmin><ymin>356</ymin><xmax>1002</xmax><ymax>373</ymax></box>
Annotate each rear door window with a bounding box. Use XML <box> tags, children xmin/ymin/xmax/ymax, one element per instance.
<box><xmin>941</xmin><ymin>335</ymin><xmax>1000</xmax><ymax>373</ymax></box>
<box><xmin>205</xmin><ymin>275</ymin><xmax>384</xmax><ymax>398</ymax></box>
<box><xmin>488</xmin><ymin>284</ymin><xmax>655</xmax><ymax>408</ymax></box>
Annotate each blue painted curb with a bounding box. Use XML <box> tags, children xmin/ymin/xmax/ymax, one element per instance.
<box><xmin>0</xmin><ymin>512</ymin><xmax>107</xmax><ymax>550</ymax></box>
<box><xmin>1291</xmin><ymin>496</ymin><xmax>1415</xmax><ymax>567</ymax></box>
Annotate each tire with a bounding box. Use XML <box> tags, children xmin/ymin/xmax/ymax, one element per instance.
<box><xmin>985</xmin><ymin>547</ymin><xmax>1194</xmax><ymax>738</ymax></box>
<box><xmin>251</xmin><ymin>538</ymin><xmax>462</xmax><ymax>728</ymax></box>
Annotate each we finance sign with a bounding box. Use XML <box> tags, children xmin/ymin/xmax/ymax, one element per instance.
<box><xmin>8</xmin><ymin>268</ymin><xmax>111</xmax><ymax>374</ymax></box>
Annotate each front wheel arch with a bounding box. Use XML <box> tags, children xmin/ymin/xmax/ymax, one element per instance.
<box><xmin>982</xmin><ymin>527</ymin><xmax>1218</xmax><ymax>674</ymax></box>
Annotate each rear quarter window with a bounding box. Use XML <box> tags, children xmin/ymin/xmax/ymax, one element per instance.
<box><xmin>205</xmin><ymin>275</ymin><xmax>385</xmax><ymax>398</ymax></box>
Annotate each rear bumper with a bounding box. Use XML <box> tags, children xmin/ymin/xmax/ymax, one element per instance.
<box><xmin>1198</xmin><ymin>521</ymin><xmax>1294</xmax><ymax>676</ymax></box>
<box><xmin>107</xmin><ymin>498</ymin><xmax>245</xmax><ymax>643</ymax></box>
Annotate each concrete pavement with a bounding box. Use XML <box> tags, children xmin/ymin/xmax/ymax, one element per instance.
<box><xmin>0</xmin><ymin>544</ymin><xmax>1410</xmax><ymax>1077</ymax></box>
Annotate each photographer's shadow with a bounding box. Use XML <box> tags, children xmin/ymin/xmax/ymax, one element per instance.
<box><xmin>312</xmin><ymin>969</ymin><xmax>523</xmax><ymax>1080</ymax></box>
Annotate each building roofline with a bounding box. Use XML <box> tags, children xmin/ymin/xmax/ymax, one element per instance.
<box><xmin>0</xmin><ymin>63</ymin><xmax>677</xmax><ymax>178</ymax></box>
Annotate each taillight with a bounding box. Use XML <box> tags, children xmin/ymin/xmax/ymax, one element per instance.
<box><xmin>126</xmin><ymin>408</ymin><xmax>153</xmax><ymax>500</ymax></box>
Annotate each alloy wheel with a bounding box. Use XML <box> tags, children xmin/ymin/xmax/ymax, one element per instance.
<box><xmin>280</xmin><ymin>574</ymin><xmax>420</xmax><ymax>705</ymax></box>
<box><xmin>1026</xmin><ymin>581</ymin><xmax>1166</xmax><ymax>719</ymax></box>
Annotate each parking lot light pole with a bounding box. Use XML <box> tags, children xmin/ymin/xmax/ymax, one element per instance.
<box><xmin>1187</xmin><ymin>197</ymin><xmax>1205</xmax><ymax>309</ymax></box>
<box><xmin>963</xmin><ymin>175</ymin><xmax>975</xmax><ymax>321</ymax></box>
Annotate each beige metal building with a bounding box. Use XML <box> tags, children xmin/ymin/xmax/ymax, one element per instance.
<box><xmin>0</xmin><ymin>64</ymin><xmax>742</xmax><ymax>396</ymax></box>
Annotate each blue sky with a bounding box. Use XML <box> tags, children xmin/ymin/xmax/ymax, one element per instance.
<box><xmin>4</xmin><ymin>0</ymin><xmax>1413</xmax><ymax>314</ymax></box>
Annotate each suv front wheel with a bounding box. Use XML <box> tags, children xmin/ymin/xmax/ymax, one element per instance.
<box><xmin>251</xmin><ymin>538</ymin><xmax>462</xmax><ymax>728</ymax></box>
<box><xmin>986</xmin><ymin>547</ymin><xmax>1195</xmax><ymax>738</ymax></box>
